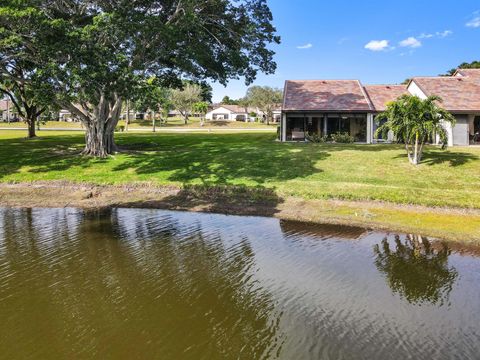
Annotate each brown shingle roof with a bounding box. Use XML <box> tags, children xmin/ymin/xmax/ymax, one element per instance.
<box><xmin>363</xmin><ymin>85</ymin><xmax>408</xmax><ymax>112</ymax></box>
<box><xmin>454</xmin><ymin>68</ymin><xmax>480</xmax><ymax>83</ymax></box>
<box><xmin>283</xmin><ymin>80</ymin><xmax>372</xmax><ymax>112</ymax></box>
<box><xmin>217</xmin><ymin>104</ymin><xmax>248</xmax><ymax>113</ymax></box>
<box><xmin>411</xmin><ymin>76</ymin><xmax>480</xmax><ymax>112</ymax></box>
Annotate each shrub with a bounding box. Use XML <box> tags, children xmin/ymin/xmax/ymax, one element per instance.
<box><xmin>331</xmin><ymin>132</ymin><xmax>354</xmax><ymax>143</ymax></box>
<box><xmin>115</xmin><ymin>125</ymin><xmax>125</xmax><ymax>132</ymax></box>
<box><xmin>306</xmin><ymin>133</ymin><xmax>328</xmax><ymax>143</ymax></box>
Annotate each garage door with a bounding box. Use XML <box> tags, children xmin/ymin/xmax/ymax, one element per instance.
<box><xmin>452</xmin><ymin>115</ymin><xmax>469</xmax><ymax>146</ymax></box>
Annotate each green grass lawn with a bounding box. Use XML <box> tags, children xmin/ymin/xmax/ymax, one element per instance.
<box><xmin>1</xmin><ymin>130</ymin><xmax>479</xmax><ymax>209</ymax></box>
<box><xmin>0</xmin><ymin>118</ymin><xmax>277</xmax><ymax>129</ymax></box>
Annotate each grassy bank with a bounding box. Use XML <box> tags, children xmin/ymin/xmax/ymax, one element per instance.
<box><xmin>1</xmin><ymin>130</ymin><xmax>479</xmax><ymax>241</ymax></box>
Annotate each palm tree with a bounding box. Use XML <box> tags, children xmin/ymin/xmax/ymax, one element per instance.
<box><xmin>192</xmin><ymin>101</ymin><xmax>209</xmax><ymax>126</ymax></box>
<box><xmin>375</xmin><ymin>94</ymin><xmax>456</xmax><ymax>165</ymax></box>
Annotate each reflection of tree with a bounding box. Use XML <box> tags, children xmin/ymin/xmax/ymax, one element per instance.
<box><xmin>373</xmin><ymin>235</ymin><xmax>458</xmax><ymax>305</ymax></box>
<box><xmin>0</xmin><ymin>208</ymin><xmax>283</xmax><ymax>359</ymax></box>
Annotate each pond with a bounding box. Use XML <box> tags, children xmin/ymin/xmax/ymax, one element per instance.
<box><xmin>0</xmin><ymin>208</ymin><xmax>479</xmax><ymax>359</ymax></box>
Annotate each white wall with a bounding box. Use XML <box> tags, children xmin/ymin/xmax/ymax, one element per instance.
<box><xmin>206</xmin><ymin>107</ymin><xmax>235</xmax><ymax>121</ymax></box>
<box><xmin>407</xmin><ymin>81</ymin><xmax>427</xmax><ymax>99</ymax></box>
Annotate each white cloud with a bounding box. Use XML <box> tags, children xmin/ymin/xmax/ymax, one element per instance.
<box><xmin>419</xmin><ymin>33</ymin><xmax>434</xmax><ymax>39</ymax></box>
<box><xmin>364</xmin><ymin>40</ymin><xmax>390</xmax><ymax>51</ymax></box>
<box><xmin>399</xmin><ymin>37</ymin><xmax>422</xmax><ymax>48</ymax></box>
<box><xmin>466</xmin><ymin>16</ymin><xmax>480</xmax><ymax>28</ymax></box>
<box><xmin>297</xmin><ymin>43</ymin><xmax>313</xmax><ymax>49</ymax></box>
<box><xmin>437</xmin><ymin>30</ymin><xmax>453</xmax><ymax>37</ymax></box>
<box><xmin>419</xmin><ymin>30</ymin><xmax>452</xmax><ymax>39</ymax></box>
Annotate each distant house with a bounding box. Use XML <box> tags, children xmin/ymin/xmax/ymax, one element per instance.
<box><xmin>0</xmin><ymin>99</ymin><xmax>17</xmax><ymax>122</ymax></box>
<box><xmin>206</xmin><ymin>105</ymin><xmax>249</xmax><ymax>121</ymax></box>
<box><xmin>280</xmin><ymin>69</ymin><xmax>480</xmax><ymax>145</ymax></box>
<box><xmin>206</xmin><ymin>104</ymin><xmax>282</xmax><ymax>122</ymax></box>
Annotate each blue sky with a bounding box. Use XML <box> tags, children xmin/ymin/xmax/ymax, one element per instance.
<box><xmin>210</xmin><ymin>0</ymin><xmax>480</xmax><ymax>102</ymax></box>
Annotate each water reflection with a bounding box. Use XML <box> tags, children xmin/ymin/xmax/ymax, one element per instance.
<box><xmin>0</xmin><ymin>208</ymin><xmax>283</xmax><ymax>359</ymax></box>
<box><xmin>373</xmin><ymin>235</ymin><xmax>458</xmax><ymax>305</ymax></box>
<box><xmin>280</xmin><ymin>219</ymin><xmax>366</xmax><ymax>239</ymax></box>
<box><xmin>1</xmin><ymin>208</ymin><xmax>480</xmax><ymax>360</ymax></box>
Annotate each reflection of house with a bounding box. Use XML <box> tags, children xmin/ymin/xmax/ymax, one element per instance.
<box><xmin>281</xmin><ymin>68</ymin><xmax>480</xmax><ymax>145</ymax></box>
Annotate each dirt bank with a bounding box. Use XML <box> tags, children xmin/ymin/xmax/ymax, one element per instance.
<box><xmin>1</xmin><ymin>181</ymin><xmax>479</xmax><ymax>243</ymax></box>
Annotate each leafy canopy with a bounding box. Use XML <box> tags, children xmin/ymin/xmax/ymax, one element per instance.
<box><xmin>0</xmin><ymin>0</ymin><xmax>280</xmax><ymax>110</ymax></box>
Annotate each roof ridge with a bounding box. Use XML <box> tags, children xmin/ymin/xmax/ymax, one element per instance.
<box><xmin>364</xmin><ymin>84</ymin><xmax>405</xmax><ymax>87</ymax></box>
<box><xmin>285</xmin><ymin>79</ymin><xmax>361</xmax><ymax>82</ymax></box>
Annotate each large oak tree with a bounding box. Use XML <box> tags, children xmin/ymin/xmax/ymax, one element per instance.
<box><xmin>0</xmin><ymin>0</ymin><xmax>280</xmax><ymax>156</ymax></box>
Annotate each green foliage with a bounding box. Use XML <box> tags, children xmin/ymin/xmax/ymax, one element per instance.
<box><xmin>221</xmin><ymin>96</ymin><xmax>238</xmax><ymax>105</ymax></box>
<box><xmin>0</xmin><ymin>0</ymin><xmax>280</xmax><ymax>154</ymax></box>
<box><xmin>170</xmin><ymin>83</ymin><xmax>203</xmax><ymax>122</ymax></box>
<box><xmin>331</xmin><ymin>132</ymin><xmax>354</xmax><ymax>143</ymax></box>
<box><xmin>192</xmin><ymin>102</ymin><xmax>209</xmax><ymax>115</ymax></box>
<box><xmin>133</xmin><ymin>77</ymin><xmax>171</xmax><ymax>116</ymax></box>
<box><xmin>375</xmin><ymin>94</ymin><xmax>456</xmax><ymax>165</ymax></box>
<box><xmin>444</xmin><ymin>61</ymin><xmax>480</xmax><ymax>76</ymax></box>
<box><xmin>185</xmin><ymin>81</ymin><xmax>213</xmax><ymax>103</ymax></box>
<box><xmin>245</xmin><ymin>86</ymin><xmax>282</xmax><ymax>124</ymax></box>
<box><xmin>306</xmin><ymin>133</ymin><xmax>328</xmax><ymax>143</ymax></box>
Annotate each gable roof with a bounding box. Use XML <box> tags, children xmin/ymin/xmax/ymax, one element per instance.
<box><xmin>363</xmin><ymin>85</ymin><xmax>408</xmax><ymax>112</ymax></box>
<box><xmin>454</xmin><ymin>68</ymin><xmax>480</xmax><ymax>80</ymax></box>
<box><xmin>283</xmin><ymin>80</ymin><xmax>373</xmax><ymax>112</ymax></box>
<box><xmin>410</xmin><ymin>76</ymin><xmax>480</xmax><ymax>112</ymax></box>
<box><xmin>217</xmin><ymin>104</ymin><xmax>247</xmax><ymax>113</ymax></box>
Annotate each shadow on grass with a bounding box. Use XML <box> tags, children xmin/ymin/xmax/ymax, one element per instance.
<box><xmin>113</xmin><ymin>184</ymin><xmax>284</xmax><ymax>218</ymax></box>
<box><xmin>421</xmin><ymin>150</ymin><xmax>479</xmax><ymax>167</ymax></box>
<box><xmin>392</xmin><ymin>148</ymin><xmax>479</xmax><ymax>167</ymax></box>
<box><xmin>113</xmin><ymin>133</ymin><xmax>330</xmax><ymax>186</ymax></box>
<box><xmin>0</xmin><ymin>133</ymin><xmax>101</xmax><ymax>179</ymax></box>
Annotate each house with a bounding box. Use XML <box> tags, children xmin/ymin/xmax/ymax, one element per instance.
<box><xmin>0</xmin><ymin>99</ymin><xmax>17</xmax><ymax>122</ymax></box>
<box><xmin>280</xmin><ymin>68</ymin><xmax>480</xmax><ymax>145</ymax></box>
<box><xmin>281</xmin><ymin>79</ymin><xmax>375</xmax><ymax>142</ymax></box>
<box><xmin>206</xmin><ymin>104</ymin><xmax>282</xmax><ymax>122</ymax></box>
<box><xmin>206</xmin><ymin>105</ymin><xmax>250</xmax><ymax>121</ymax></box>
<box><xmin>407</xmin><ymin>69</ymin><xmax>480</xmax><ymax>146</ymax></box>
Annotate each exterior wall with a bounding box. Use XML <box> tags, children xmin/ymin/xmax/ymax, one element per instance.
<box><xmin>452</xmin><ymin>115</ymin><xmax>470</xmax><ymax>146</ymax></box>
<box><xmin>206</xmin><ymin>107</ymin><xmax>248</xmax><ymax>121</ymax></box>
<box><xmin>281</xmin><ymin>113</ymin><xmax>287</xmax><ymax>141</ymax></box>
<box><xmin>407</xmin><ymin>81</ymin><xmax>428</xmax><ymax>99</ymax></box>
<box><xmin>206</xmin><ymin>108</ymin><xmax>233</xmax><ymax>120</ymax></box>
<box><xmin>281</xmin><ymin>112</ymin><xmax>370</xmax><ymax>142</ymax></box>
<box><xmin>366</xmin><ymin>114</ymin><xmax>374</xmax><ymax>144</ymax></box>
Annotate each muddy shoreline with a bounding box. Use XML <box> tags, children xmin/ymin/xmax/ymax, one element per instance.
<box><xmin>1</xmin><ymin>182</ymin><xmax>479</xmax><ymax>243</ymax></box>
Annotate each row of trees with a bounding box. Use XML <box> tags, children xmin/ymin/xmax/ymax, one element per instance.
<box><xmin>221</xmin><ymin>86</ymin><xmax>283</xmax><ymax>124</ymax></box>
<box><xmin>126</xmin><ymin>81</ymin><xmax>210</xmax><ymax>132</ymax></box>
<box><xmin>0</xmin><ymin>0</ymin><xmax>280</xmax><ymax>156</ymax></box>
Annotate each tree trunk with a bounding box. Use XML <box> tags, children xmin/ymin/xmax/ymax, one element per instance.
<box><xmin>24</xmin><ymin>108</ymin><xmax>37</xmax><ymax>139</ymax></box>
<box><xmin>152</xmin><ymin>111</ymin><xmax>156</xmax><ymax>132</ymax></box>
<box><xmin>76</xmin><ymin>94</ymin><xmax>122</xmax><ymax>157</ymax></box>
<box><xmin>82</xmin><ymin>123</ymin><xmax>117</xmax><ymax>157</ymax></box>
<box><xmin>27</xmin><ymin>117</ymin><xmax>36</xmax><ymax>138</ymax></box>
<box><xmin>125</xmin><ymin>100</ymin><xmax>130</xmax><ymax>132</ymax></box>
<box><xmin>411</xmin><ymin>133</ymin><xmax>419</xmax><ymax>165</ymax></box>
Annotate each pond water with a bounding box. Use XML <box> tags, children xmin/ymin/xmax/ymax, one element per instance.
<box><xmin>0</xmin><ymin>208</ymin><xmax>479</xmax><ymax>360</ymax></box>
